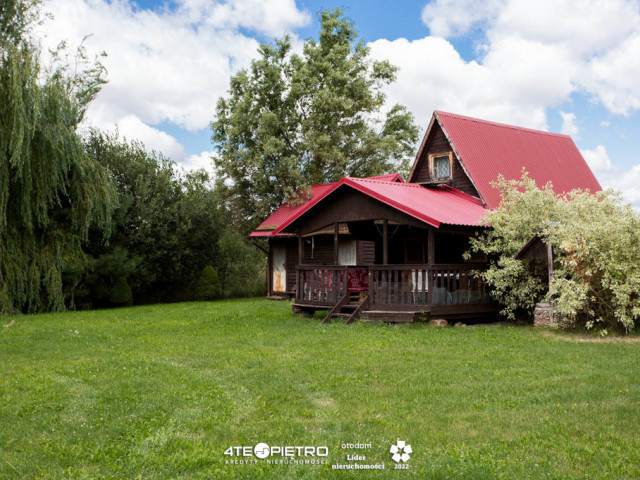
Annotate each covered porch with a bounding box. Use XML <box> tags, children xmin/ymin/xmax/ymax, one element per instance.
<box><xmin>291</xmin><ymin>220</ymin><xmax>495</xmax><ymax>323</ymax></box>
<box><xmin>272</xmin><ymin>178</ymin><xmax>497</xmax><ymax>323</ymax></box>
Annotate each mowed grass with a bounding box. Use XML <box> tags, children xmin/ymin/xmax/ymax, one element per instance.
<box><xmin>1</xmin><ymin>299</ymin><xmax>640</xmax><ymax>479</ymax></box>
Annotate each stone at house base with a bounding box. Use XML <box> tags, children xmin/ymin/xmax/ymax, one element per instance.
<box><xmin>534</xmin><ymin>302</ymin><xmax>556</xmax><ymax>327</ymax></box>
<box><xmin>454</xmin><ymin>322</ymin><xmax>467</xmax><ymax>328</ymax></box>
<box><xmin>431</xmin><ymin>319</ymin><xmax>448</xmax><ymax>327</ymax></box>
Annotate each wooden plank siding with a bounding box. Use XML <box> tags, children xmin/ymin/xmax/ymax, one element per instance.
<box><xmin>270</xmin><ymin>236</ymin><xmax>374</xmax><ymax>295</ymax></box>
<box><xmin>357</xmin><ymin>240</ymin><xmax>375</xmax><ymax>265</ymax></box>
<box><xmin>411</xmin><ymin>122</ymin><xmax>478</xmax><ymax>197</ymax></box>
<box><xmin>292</xmin><ymin>188</ymin><xmax>430</xmax><ymax>236</ymax></box>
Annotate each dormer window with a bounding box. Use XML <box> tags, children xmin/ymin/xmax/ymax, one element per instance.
<box><xmin>429</xmin><ymin>152</ymin><xmax>453</xmax><ymax>180</ymax></box>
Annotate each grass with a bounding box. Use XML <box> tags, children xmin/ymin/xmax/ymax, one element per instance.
<box><xmin>1</xmin><ymin>298</ymin><xmax>639</xmax><ymax>479</ymax></box>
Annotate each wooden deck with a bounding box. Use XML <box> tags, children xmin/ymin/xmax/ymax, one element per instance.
<box><xmin>293</xmin><ymin>264</ymin><xmax>497</xmax><ymax>323</ymax></box>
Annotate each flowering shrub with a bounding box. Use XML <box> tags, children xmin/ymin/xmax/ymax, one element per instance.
<box><xmin>469</xmin><ymin>173</ymin><xmax>640</xmax><ymax>333</ymax></box>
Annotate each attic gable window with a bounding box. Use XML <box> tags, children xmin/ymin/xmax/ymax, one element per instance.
<box><xmin>429</xmin><ymin>152</ymin><xmax>453</xmax><ymax>180</ymax></box>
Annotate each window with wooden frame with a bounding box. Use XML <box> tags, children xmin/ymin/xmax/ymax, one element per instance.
<box><xmin>404</xmin><ymin>237</ymin><xmax>425</xmax><ymax>264</ymax></box>
<box><xmin>429</xmin><ymin>151</ymin><xmax>453</xmax><ymax>180</ymax></box>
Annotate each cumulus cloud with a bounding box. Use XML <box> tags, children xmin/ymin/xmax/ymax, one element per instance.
<box><xmin>421</xmin><ymin>0</ymin><xmax>504</xmax><ymax>38</ymax></box>
<box><xmin>608</xmin><ymin>164</ymin><xmax>640</xmax><ymax>207</ymax></box>
<box><xmin>581</xmin><ymin>145</ymin><xmax>613</xmax><ymax>174</ymax></box>
<box><xmin>36</xmin><ymin>0</ymin><xmax>310</xmax><ymax>165</ymax></box>
<box><xmin>560</xmin><ymin>111</ymin><xmax>579</xmax><ymax>138</ymax></box>
<box><xmin>369</xmin><ymin>36</ymin><xmax>554</xmax><ymax>129</ymax></box>
<box><xmin>372</xmin><ymin>0</ymin><xmax>640</xmax><ymax>130</ymax></box>
<box><xmin>581</xmin><ymin>145</ymin><xmax>640</xmax><ymax>209</ymax></box>
<box><xmin>114</xmin><ymin>115</ymin><xmax>187</xmax><ymax>160</ymax></box>
<box><xmin>183</xmin><ymin>150</ymin><xmax>216</xmax><ymax>173</ymax></box>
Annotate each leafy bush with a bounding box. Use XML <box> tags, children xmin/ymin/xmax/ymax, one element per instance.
<box><xmin>196</xmin><ymin>266</ymin><xmax>221</xmax><ymax>300</ymax></box>
<box><xmin>470</xmin><ymin>173</ymin><xmax>640</xmax><ymax>333</ymax></box>
<box><xmin>110</xmin><ymin>276</ymin><xmax>133</xmax><ymax>306</ymax></box>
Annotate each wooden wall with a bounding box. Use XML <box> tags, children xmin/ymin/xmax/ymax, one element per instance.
<box><xmin>269</xmin><ymin>236</ymin><xmax>375</xmax><ymax>294</ymax></box>
<box><xmin>358</xmin><ymin>241</ymin><xmax>375</xmax><ymax>265</ymax></box>
<box><xmin>291</xmin><ymin>188</ymin><xmax>429</xmax><ymax>236</ymax></box>
<box><xmin>410</xmin><ymin>122</ymin><xmax>479</xmax><ymax>197</ymax></box>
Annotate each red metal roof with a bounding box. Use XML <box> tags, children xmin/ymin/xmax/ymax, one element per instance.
<box><xmin>250</xmin><ymin>174</ymin><xmax>404</xmax><ymax>237</ymax></box>
<box><xmin>363</xmin><ymin>173</ymin><xmax>405</xmax><ymax>182</ymax></box>
<box><xmin>434</xmin><ymin>111</ymin><xmax>602</xmax><ymax>209</ymax></box>
<box><xmin>250</xmin><ymin>183</ymin><xmax>336</xmax><ymax>237</ymax></box>
<box><xmin>249</xmin><ymin>230</ymin><xmax>294</xmax><ymax>237</ymax></box>
<box><xmin>271</xmin><ymin>177</ymin><xmax>487</xmax><ymax>235</ymax></box>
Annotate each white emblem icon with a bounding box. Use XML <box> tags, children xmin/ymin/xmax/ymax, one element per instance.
<box><xmin>390</xmin><ymin>440</ymin><xmax>412</xmax><ymax>463</ymax></box>
<box><xmin>254</xmin><ymin>443</ymin><xmax>270</xmax><ymax>459</ymax></box>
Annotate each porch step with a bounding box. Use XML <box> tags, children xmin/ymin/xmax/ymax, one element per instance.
<box><xmin>322</xmin><ymin>294</ymin><xmax>370</xmax><ymax>324</ymax></box>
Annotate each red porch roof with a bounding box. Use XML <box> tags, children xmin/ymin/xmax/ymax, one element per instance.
<box><xmin>271</xmin><ymin>177</ymin><xmax>487</xmax><ymax>235</ymax></box>
<box><xmin>433</xmin><ymin>111</ymin><xmax>602</xmax><ymax>209</ymax></box>
<box><xmin>250</xmin><ymin>174</ymin><xmax>404</xmax><ymax>238</ymax></box>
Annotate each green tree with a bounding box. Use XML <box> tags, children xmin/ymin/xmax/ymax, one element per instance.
<box><xmin>469</xmin><ymin>173</ymin><xmax>640</xmax><ymax>333</ymax></box>
<box><xmin>217</xmin><ymin>230</ymin><xmax>266</xmax><ymax>298</ymax></box>
<box><xmin>0</xmin><ymin>0</ymin><xmax>116</xmax><ymax>314</ymax></box>
<box><xmin>82</xmin><ymin>131</ymin><xmax>223</xmax><ymax>304</ymax></box>
<box><xmin>212</xmin><ymin>8</ymin><xmax>419</xmax><ymax>227</ymax></box>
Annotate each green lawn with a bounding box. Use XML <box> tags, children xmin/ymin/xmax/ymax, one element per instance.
<box><xmin>1</xmin><ymin>299</ymin><xmax>639</xmax><ymax>479</ymax></box>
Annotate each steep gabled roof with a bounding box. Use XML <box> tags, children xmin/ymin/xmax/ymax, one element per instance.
<box><xmin>271</xmin><ymin>177</ymin><xmax>487</xmax><ymax>235</ymax></box>
<box><xmin>409</xmin><ymin>111</ymin><xmax>602</xmax><ymax>209</ymax></box>
<box><xmin>250</xmin><ymin>174</ymin><xmax>404</xmax><ymax>237</ymax></box>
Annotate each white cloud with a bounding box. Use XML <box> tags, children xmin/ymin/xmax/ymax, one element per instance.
<box><xmin>581</xmin><ymin>145</ymin><xmax>640</xmax><ymax>208</ymax></box>
<box><xmin>608</xmin><ymin>164</ymin><xmax>640</xmax><ymax>207</ymax></box>
<box><xmin>421</xmin><ymin>0</ymin><xmax>504</xmax><ymax>38</ymax></box>
<box><xmin>369</xmin><ymin>36</ymin><xmax>555</xmax><ymax>129</ymax></box>
<box><xmin>114</xmin><ymin>114</ymin><xmax>187</xmax><ymax>160</ymax></box>
<box><xmin>183</xmin><ymin>150</ymin><xmax>215</xmax><ymax>172</ymax></box>
<box><xmin>37</xmin><ymin>0</ymin><xmax>310</xmax><ymax>159</ymax></box>
<box><xmin>376</xmin><ymin>0</ymin><xmax>640</xmax><ymax>131</ymax></box>
<box><xmin>585</xmin><ymin>33</ymin><xmax>640</xmax><ymax>116</ymax></box>
<box><xmin>193</xmin><ymin>0</ymin><xmax>311</xmax><ymax>37</ymax></box>
<box><xmin>493</xmin><ymin>0</ymin><xmax>640</xmax><ymax>56</ymax></box>
<box><xmin>560</xmin><ymin>111</ymin><xmax>579</xmax><ymax>138</ymax></box>
<box><xmin>581</xmin><ymin>145</ymin><xmax>613</xmax><ymax>174</ymax></box>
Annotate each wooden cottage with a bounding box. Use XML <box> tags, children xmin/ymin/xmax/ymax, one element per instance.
<box><xmin>250</xmin><ymin>111</ymin><xmax>601</xmax><ymax>322</ymax></box>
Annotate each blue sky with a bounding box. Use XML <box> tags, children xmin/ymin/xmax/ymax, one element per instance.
<box><xmin>39</xmin><ymin>0</ymin><xmax>640</xmax><ymax>206</ymax></box>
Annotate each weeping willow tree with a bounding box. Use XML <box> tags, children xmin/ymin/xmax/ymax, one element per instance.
<box><xmin>0</xmin><ymin>0</ymin><xmax>116</xmax><ymax>314</ymax></box>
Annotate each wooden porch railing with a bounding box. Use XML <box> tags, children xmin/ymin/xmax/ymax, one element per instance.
<box><xmin>369</xmin><ymin>264</ymin><xmax>489</xmax><ymax>307</ymax></box>
<box><xmin>429</xmin><ymin>264</ymin><xmax>489</xmax><ymax>306</ymax></box>
<box><xmin>369</xmin><ymin>265</ymin><xmax>430</xmax><ymax>307</ymax></box>
<box><xmin>296</xmin><ymin>264</ymin><xmax>490</xmax><ymax>309</ymax></box>
<box><xmin>296</xmin><ymin>266</ymin><xmax>348</xmax><ymax>304</ymax></box>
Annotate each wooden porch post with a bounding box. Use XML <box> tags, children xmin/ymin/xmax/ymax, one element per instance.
<box><xmin>383</xmin><ymin>219</ymin><xmax>388</xmax><ymax>265</ymax></box>
<box><xmin>334</xmin><ymin>223</ymin><xmax>339</xmax><ymax>265</ymax></box>
<box><xmin>298</xmin><ymin>233</ymin><xmax>303</xmax><ymax>265</ymax></box>
<box><xmin>427</xmin><ymin>226</ymin><xmax>435</xmax><ymax>306</ymax></box>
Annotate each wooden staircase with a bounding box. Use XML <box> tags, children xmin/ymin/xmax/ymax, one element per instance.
<box><xmin>322</xmin><ymin>292</ymin><xmax>370</xmax><ymax>324</ymax></box>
